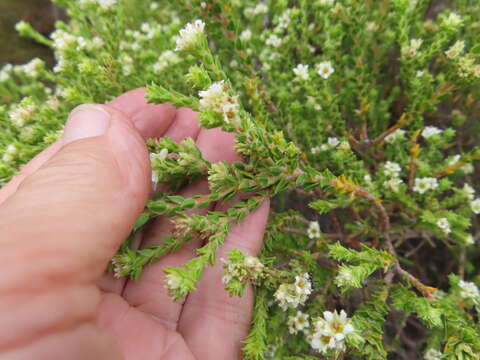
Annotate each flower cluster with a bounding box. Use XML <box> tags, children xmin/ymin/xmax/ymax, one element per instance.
<box><xmin>413</xmin><ymin>177</ymin><xmax>439</xmax><ymax>194</ymax></box>
<box><xmin>307</xmin><ymin>310</ymin><xmax>354</xmax><ymax>354</ymax></box>
<box><xmin>458</xmin><ymin>280</ymin><xmax>480</xmax><ymax>302</ymax></box>
<box><xmin>198</xmin><ymin>81</ymin><xmax>239</xmax><ymax>124</ymax></box>
<box><xmin>221</xmin><ymin>252</ymin><xmax>264</xmax><ymax>285</ymax></box>
<box><xmin>175</xmin><ymin>20</ymin><xmax>205</xmax><ymax>51</ymax></box>
<box><xmin>274</xmin><ymin>273</ymin><xmax>312</xmax><ymax>311</ymax></box>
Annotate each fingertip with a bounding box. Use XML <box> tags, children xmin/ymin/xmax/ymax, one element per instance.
<box><xmin>108</xmin><ymin>88</ymin><xmax>177</xmax><ymax>140</ymax></box>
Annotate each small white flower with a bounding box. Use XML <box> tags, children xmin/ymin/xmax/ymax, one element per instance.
<box><xmin>385</xmin><ymin>129</ymin><xmax>406</xmax><ymax>143</ymax></box>
<box><xmin>46</xmin><ymin>96</ymin><xmax>60</xmax><ymax>111</ymax></box>
<box><xmin>446</xmin><ymin>40</ymin><xmax>465</xmax><ymax>59</ymax></box>
<box><xmin>458</xmin><ymin>280</ymin><xmax>480</xmax><ymax>299</ymax></box>
<box><xmin>150</xmin><ymin>2</ymin><xmax>159</xmax><ymax>10</ymax></box>
<box><xmin>316</xmin><ymin>61</ymin><xmax>334</xmax><ymax>79</ymax></box>
<box><xmin>308</xmin><ymin>310</ymin><xmax>354</xmax><ymax>354</ymax></box>
<box><xmin>462</xmin><ymin>184</ymin><xmax>475</xmax><ymax>200</ymax></box>
<box><xmin>277</xmin><ymin>10</ymin><xmax>291</xmax><ymax>29</ymax></box>
<box><xmin>413</xmin><ymin>177</ymin><xmax>438</xmax><ymax>194</ymax></box>
<box><xmin>443</xmin><ymin>12</ymin><xmax>463</xmax><ymax>27</ymax></box>
<box><xmin>422</xmin><ymin>126</ymin><xmax>443</xmax><ymax>139</ymax></box>
<box><xmin>322</xmin><ymin>310</ymin><xmax>354</xmax><ymax>341</ymax></box>
<box><xmin>287</xmin><ymin>311</ymin><xmax>310</xmax><ymax>334</ymax></box>
<box><xmin>384</xmin><ymin>178</ymin><xmax>403</xmax><ymax>192</ymax></box>
<box><xmin>199</xmin><ymin>81</ymin><xmax>239</xmax><ymax>124</ymax></box>
<box><xmin>424</xmin><ymin>348</ymin><xmax>442</xmax><ymax>360</ymax></box>
<box><xmin>266</xmin><ymin>34</ymin><xmax>282</xmax><ymax>47</ymax></box>
<box><xmin>327</xmin><ymin>137</ymin><xmax>340</xmax><ymax>147</ymax></box>
<box><xmin>403</xmin><ymin>38</ymin><xmax>423</xmax><ymax>57</ymax></box>
<box><xmin>23</xmin><ymin>58</ymin><xmax>44</xmax><ymax>78</ymax></box>
<box><xmin>464</xmin><ymin>235</ymin><xmax>474</xmax><ymax>246</ymax></box>
<box><xmin>461</xmin><ymin>163</ymin><xmax>474</xmax><ymax>174</ymax></box>
<box><xmin>436</xmin><ymin>218</ymin><xmax>451</xmax><ymax>234</ymax></box>
<box><xmin>307</xmin><ymin>221</ymin><xmax>321</xmax><ymax>239</ymax></box>
<box><xmin>383</xmin><ymin>161</ymin><xmax>402</xmax><ymax>178</ymax></box>
<box><xmin>175</xmin><ymin>20</ymin><xmax>206</xmax><ymax>51</ymax></box>
<box><xmin>253</xmin><ymin>3</ymin><xmax>268</xmax><ymax>15</ymax></box>
<box><xmin>293</xmin><ymin>64</ymin><xmax>310</xmax><ymax>81</ymax></box>
<box><xmin>311</xmin><ymin>146</ymin><xmax>321</xmax><ymax>155</ymax></box>
<box><xmin>2</xmin><ymin>144</ymin><xmax>17</xmax><ymax>163</ymax></box>
<box><xmin>8</xmin><ymin>102</ymin><xmax>36</xmax><ymax>127</ymax></box>
<box><xmin>240</xmin><ymin>29</ymin><xmax>252</xmax><ymax>41</ymax></box>
<box><xmin>471</xmin><ymin>198</ymin><xmax>480</xmax><ymax>214</ymax></box>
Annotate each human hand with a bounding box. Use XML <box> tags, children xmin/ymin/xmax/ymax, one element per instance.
<box><xmin>0</xmin><ymin>89</ymin><xmax>270</xmax><ymax>360</ymax></box>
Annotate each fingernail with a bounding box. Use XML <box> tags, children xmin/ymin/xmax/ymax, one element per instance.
<box><xmin>63</xmin><ymin>104</ymin><xmax>111</xmax><ymax>144</ymax></box>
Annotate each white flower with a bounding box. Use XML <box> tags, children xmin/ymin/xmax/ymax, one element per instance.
<box><xmin>153</xmin><ymin>50</ymin><xmax>181</xmax><ymax>74</ymax></box>
<box><xmin>462</xmin><ymin>184</ymin><xmax>475</xmax><ymax>200</ymax></box>
<box><xmin>287</xmin><ymin>311</ymin><xmax>310</xmax><ymax>334</ymax></box>
<box><xmin>277</xmin><ymin>10</ymin><xmax>291</xmax><ymax>29</ymax></box>
<box><xmin>446</xmin><ymin>40</ymin><xmax>465</xmax><ymax>59</ymax></box>
<box><xmin>384</xmin><ymin>178</ymin><xmax>403</xmax><ymax>192</ymax></box>
<box><xmin>266</xmin><ymin>34</ymin><xmax>282</xmax><ymax>47</ymax></box>
<box><xmin>240</xmin><ymin>29</ymin><xmax>252</xmax><ymax>41</ymax></box>
<box><xmin>51</xmin><ymin>29</ymin><xmax>77</xmax><ymax>52</ymax></box>
<box><xmin>175</xmin><ymin>20</ymin><xmax>206</xmax><ymax>51</ymax></box>
<box><xmin>46</xmin><ymin>96</ymin><xmax>60</xmax><ymax>111</ymax></box>
<box><xmin>295</xmin><ymin>273</ymin><xmax>312</xmax><ymax>297</ymax></box>
<box><xmin>307</xmin><ymin>221</ymin><xmax>321</xmax><ymax>239</ymax></box>
<box><xmin>23</xmin><ymin>58</ymin><xmax>44</xmax><ymax>78</ymax></box>
<box><xmin>2</xmin><ymin>144</ymin><xmax>17</xmax><ymax>163</ymax></box>
<box><xmin>309</xmin><ymin>332</ymin><xmax>336</xmax><ymax>353</ymax></box>
<box><xmin>458</xmin><ymin>280</ymin><xmax>480</xmax><ymax>299</ymax></box>
<box><xmin>422</xmin><ymin>126</ymin><xmax>443</xmax><ymax>139</ymax></box>
<box><xmin>443</xmin><ymin>12</ymin><xmax>463</xmax><ymax>27</ymax></box>
<box><xmin>364</xmin><ymin>174</ymin><xmax>372</xmax><ymax>185</ymax></box>
<box><xmin>424</xmin><ymin>348</ymin><xmax>442</xmax><ymax>360</ymax></box>
<box><xmin>413</xmin><ymin>177</ymin><xmax>439</xmax><ymax>194</ymax></box>
<box><xmin>471</xmin><ymin>198</ymin><xmax>480</xmax><ymax>214</ymax></box>
<box><xmin>311</xmin><ymin>146</ymin><xmax>320</xmax><ymax>154</ymax></box>
<box><xmin>327</xmin><ymin>137</ymin><xmax>340</xmax><ymax>147</ymax></box>
<box><xmin>199</xmin><ymin>81</ymin><xmax>239</xmax><ymax>124</ymax></box>
<box><xmin>308</xmin><ymin>310</ymin><xmax>354</xmax><ymax>354</ymax></box>
<box><xmin>150</xmin><ymin>2</ymin><xmax>159</xmax><ymax>10</ymax></box>
<box><xmin>403</xmin><ymin>38</ymin><xmax>423</xmax><ymax>57</ymax></box>
<box><xmin>165</xmin><ymin>273</ymin><xmax>183</xmax><ymax>292</ymax></box>
<box><xmin>461</xmin><ymin>163</ymin><xmax>474</xmax><ymax>174</ymax></box>
<box><xmin>8</xmin><ymin>102</ymin><xmax>36</xmax><ymax>127</ymax></box>
<box><xmin>293</xmin><ymin>64</ymin><xmax>310</xmax><ymax>81</ymax></box>
<box><xmin>322</xmin><ymin>310</ymin><xmax>354</xmax><ymax>341</ymax></box>
<box><xmin>385</xmin><ymin>129</ymin><xmax>406</xmax><ymax>143</ymax></box>
<box><xmin>253</xmin><ymin>3</ymin><xmax>268</xmax><ymax>15</ymax></box>
<box><xmin>0</xmin><ymin>64</ymin><xmax>12</xmax><ymax>82</ymax></box>
<box><xmin>383</xmin><ymin>161</ymin><xmax>402</xmax><ymax>178</ymax></box>
<box><xmin>316</xmin><ymin>61</ymin><xmax>334</xmax><ymax>79</ymax></box>
<box><xmin>464</xmin><ymin>235</ymin><xmax>474</xmax><ymax>246</ymax></box>
<box><xmin>274</xmin><ymin>274</ymin><xmax>312</xmax><ymax>310</ymax></box>
<box><xmin>436</xmin><ymin>218</ymin><xmax>451</xmax><ymax>234</ymax></box>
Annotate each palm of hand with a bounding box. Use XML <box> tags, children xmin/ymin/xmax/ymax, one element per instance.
<box><xmin>0</xmin><ymin>89</ymin><xmax>269</xmax><ymax>360</ymax></box>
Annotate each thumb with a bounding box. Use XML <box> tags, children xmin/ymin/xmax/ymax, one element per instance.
<box><xmin>0</xmin><ymin>104</ymin><xmax>151</xmax><ymax>286</ymax></box>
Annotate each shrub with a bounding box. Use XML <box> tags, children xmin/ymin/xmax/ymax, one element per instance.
<box><xmin>1</xmin><ymin>0</ymin><xmax>480</xmax><ymax>358</ymax></box>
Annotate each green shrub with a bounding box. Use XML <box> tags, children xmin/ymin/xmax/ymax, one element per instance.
<box><xmin>1</xmin><ymin>0</ymin><xmax>480</xmax><ymax>358</ymax></box>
